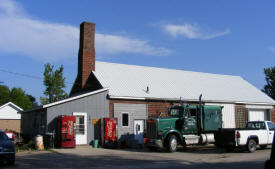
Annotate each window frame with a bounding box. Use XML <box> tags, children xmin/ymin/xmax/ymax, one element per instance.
<box><xmin>122</xmin><ymin>112</ymin><xmax>130</xmax><ymax>127</ymax></box>
<box><xmin>267</xmin><ymin>122</ymin><xmax>275</xmax><ymax>130</ymax></box>
<box><xmin>75</xmin><ymin>115</ymin><xmax>85</xmax><ymax>135</ymax></box>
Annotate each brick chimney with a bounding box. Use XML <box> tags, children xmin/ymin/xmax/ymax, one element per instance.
<box><xmin>78</xmin><ymin>21</ymin><xmax>95</xmax><ymax>88</ymax></box>
<box><xmin>70</xmin><ymin>21</ymin><xmax>102</xmax><ymax>96</ymax></box>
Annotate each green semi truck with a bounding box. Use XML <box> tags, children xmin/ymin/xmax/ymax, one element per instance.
<box><xmin>144</xmin><ymin>96</ymin><xmax>223</xmax><ymax>152</ymax></box>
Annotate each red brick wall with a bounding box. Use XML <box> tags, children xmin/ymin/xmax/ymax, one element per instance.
<box><xmin>147</xmin><ymin>102</ymin><xmax>172</xmax><ymax>117</ymax></box>
<box><xmin>109</xmin><ymin>99</ymin><xmax>195</xmax><ymax>118</ymax></box>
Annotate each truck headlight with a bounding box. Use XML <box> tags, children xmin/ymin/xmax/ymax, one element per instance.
<box><xmin>158</xmin><ymin>131</ymin><xmax>163</xmax><ymax>136</ymax></box>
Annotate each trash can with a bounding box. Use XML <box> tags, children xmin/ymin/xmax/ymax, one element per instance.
<box><xmin>35</xmin><ymin>135</ymin><xmax>44</xmax><ymax>150</ymax></box>
<box><xmin>44</xmin><ymin>132</ymin><xmax>54</xmax><ymax>149</ymax></box>
<box><xmin>93</xmin><ymin>139</ymin><xmax>99</xmax><ymax>148</ymax></box>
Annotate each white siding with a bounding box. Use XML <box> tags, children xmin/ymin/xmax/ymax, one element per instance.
<box><xmin>205</xmin><ymin>103</ymin><xmax>235</xmax><ymax>128</ymax></box>
<box><xmin>0</xmin><ymin>104</ymin><xmax>21</xmax><ymax>119</ymax></box>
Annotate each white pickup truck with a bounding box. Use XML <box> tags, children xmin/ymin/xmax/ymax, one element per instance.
<box><xmin>214</xmin><ymin>121</ymin><xmax>275</xmax><ymax>152</ymax></box>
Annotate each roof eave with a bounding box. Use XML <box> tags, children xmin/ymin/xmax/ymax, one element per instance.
<box><xmin>108</xmin><ymin>95</ymin><xmax>275</xmax><ymax>106</ymax></box>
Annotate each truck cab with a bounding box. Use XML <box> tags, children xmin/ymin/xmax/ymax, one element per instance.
<box><xmin>145</xmin><ymin>104</ymin><xmax>222</xmax><ymax>152</ymax></box>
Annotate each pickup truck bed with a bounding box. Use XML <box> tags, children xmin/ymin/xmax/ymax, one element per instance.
<box><xmin>214</xmin><ymin>121</ymin><xmax>275</xmax><ymax>153</ymax></box>
<box><xmin>214</xmin><ymin>128</ymin><xmax>260</xmax><ymax>147</ymax></box>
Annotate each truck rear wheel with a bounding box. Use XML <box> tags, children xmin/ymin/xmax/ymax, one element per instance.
<box><xmin>8</xmin><ymin>154</ymin><xmax>15</xmax><ymax>165</ymax></box>
<box><xmin>167</xmin><ymin>135</ymin><xmax>177</xmax><ymax>152</ymax></box>
<box><xmin>247</xmin><ymin>139</ymin><xmax>257</xmax><ymax>153</ymax></box>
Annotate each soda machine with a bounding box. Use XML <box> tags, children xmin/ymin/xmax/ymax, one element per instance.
<box><xmin>56</xmin><ymin>115</ymin><xmax>76</xmax><ymax>148</ymax></box>
<box><xmin>101</xmin><ymin>118</ymin><xmax>117</xmax><ymax>147</ymax></box>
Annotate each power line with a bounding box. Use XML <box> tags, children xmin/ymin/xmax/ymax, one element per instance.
<box><xmin>0</xmin><ymin>68</ymin><xmax>74</xmax><ymax>85</ymax></box>
<box><xmin>0</xmin><ymin>69</ymin><xmax>42</xmax><ymax>80</ymax></box>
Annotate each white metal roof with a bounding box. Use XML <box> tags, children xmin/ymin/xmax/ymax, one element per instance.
<box><xmin>93</xmin><ymin>61</ymin><xmax>275</xmax><ymax>105</ymax></box>
<box><xmin>0</xmin><ymin>102</ymin><xmax>23</xmax><ymax>111</ymax></box>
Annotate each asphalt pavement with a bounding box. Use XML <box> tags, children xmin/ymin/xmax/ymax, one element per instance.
<box><xmin>0</xmin><ymin>145</ymin><xmax>271</xmax><ymax>169</ymax></box>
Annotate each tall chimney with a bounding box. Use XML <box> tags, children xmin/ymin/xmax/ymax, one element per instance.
<box><xmin>78</xmin><ymin>22</ymin><xmax>95</xmax><ymax>88</ymax></box>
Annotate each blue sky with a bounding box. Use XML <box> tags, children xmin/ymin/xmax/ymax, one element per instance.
<box><xmin>0</xmin><ymin>0</ymin><xmax>274</xmax><ymax>103</ymax></box>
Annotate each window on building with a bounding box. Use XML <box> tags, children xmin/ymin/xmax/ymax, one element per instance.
<box><xmin>75</xmin><ymin>115</ymin><xmax>85</xmax><ymax>134</ymax></box>
<box><xmin>122</xmin><ymin>113</ymin><xmax>129</xmax><ymax>127</ymax></box>
<box><xmin>235</xmin><ymin>106</ymin><xmax>247</xmax><ymax>128</ymax></box>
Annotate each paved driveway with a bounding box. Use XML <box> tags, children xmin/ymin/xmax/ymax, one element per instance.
<box><xmin>1</xmin><ymin>145</ymin><xmax>271</xmax><ymax>169</ymax></box>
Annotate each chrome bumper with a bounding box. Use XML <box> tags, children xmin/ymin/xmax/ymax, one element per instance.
<box><xmin>145</xmin><ymin>139</ymin><xmax>163</xmax><ymax>148</ymax></box>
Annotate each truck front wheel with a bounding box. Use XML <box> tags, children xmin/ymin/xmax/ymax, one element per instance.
<box><xmin>166</xmin><ymin>135</ymin><xmax>177</xmax><ymax>152</ymax></box>
<box><xmin>247</xmin><ymin>139</ymin><xmax>257</xmax><ymax>153</ymax></box>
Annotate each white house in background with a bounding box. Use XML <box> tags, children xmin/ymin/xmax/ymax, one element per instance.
<box><xmin>0</xmin><ymin>102</ymin><xmax>22</xmax><ymax>133</ymax></box>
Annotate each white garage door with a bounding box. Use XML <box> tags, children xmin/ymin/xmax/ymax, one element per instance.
<box><xmin>248</xmin><ymin>109</ymin><xmax>266</xmax><ymax>121</ymax></box>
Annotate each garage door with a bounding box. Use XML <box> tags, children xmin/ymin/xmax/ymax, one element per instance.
<box><xmin>248</xmin><ymin>109</ymin><xmax>266</xmax><ymax>121</ymax></box>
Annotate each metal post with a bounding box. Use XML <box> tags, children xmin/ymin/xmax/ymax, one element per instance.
<box><xmin>199</xmin><ymin>94</ymin><xmax>203</xmax><ymax>134</ymax></box>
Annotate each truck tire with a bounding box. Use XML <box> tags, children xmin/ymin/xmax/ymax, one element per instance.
<box><xmin>247</xmin><ymin>139</ymin><xmax>257</xmax><ymax>153</ymax></box>
<box><xmin>166</xmin><ymin>135</ymin><xmax>177</xmax><ymax>152</ymax></box>
<box><xmin>8</xmin><ymin>154</ymin><xmax>15</xmax><ymax>165</ymax></box>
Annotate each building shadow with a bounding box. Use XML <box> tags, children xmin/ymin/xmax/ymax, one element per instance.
<box><xmin>0</xmin><ymin>150</ymin><xmax>266</xmax><ymax>169</ymax></box>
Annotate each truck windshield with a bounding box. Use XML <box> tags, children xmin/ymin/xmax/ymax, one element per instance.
<box><xmin>169</xmin><ymin>109</ymin><xmax>179</xmax><ymax>116</ymax></box>
<box><xmin>246</xmin><ymin>122</ymin><xmax>266</xmax><ymax>129</ymax></box>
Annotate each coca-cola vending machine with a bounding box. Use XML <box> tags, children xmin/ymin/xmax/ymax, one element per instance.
<box><xmin>101</xmin><ymin>118</ymin><xmax>117</xmax><ymax>147</ymax></box>
<box><xmin>56</xmin><ymin>115</ymin><xmax>76</xmax><ymax>148</ymax></box>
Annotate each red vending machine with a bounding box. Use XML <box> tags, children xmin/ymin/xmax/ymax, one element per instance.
<box><xmin>56</xmin><ymin>115</ymin><xmax>76</xmax><ymax>148</ymax></box>
<box><xmin>101</xmin><ymin>118</ymin><xmax>117</xmax><ymax>147</ymax></box>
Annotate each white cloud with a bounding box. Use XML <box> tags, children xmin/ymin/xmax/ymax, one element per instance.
<box><xmin>163</xmin><ymin>23</ymin><xmax>230</xmax><ymax>39</ymax></box>
<box><xmin>0</xmin><ymin>0</ymin><xmax>171</xmax><ymax>62</ymax></box>
<box><xmin>268</xmin><ymin>46</ymin><xmax>275</xmax><ymax>53</ymax></box>
<box><xmin>95</xmin><ymin>34</ymin><xmax>171</xmax><ymax>56</ymax></box>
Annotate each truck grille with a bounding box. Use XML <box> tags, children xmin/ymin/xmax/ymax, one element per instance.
<box><xmin>146</xmin><ymin>120</ymin><xmax>157</xmax><ymax>139</ymax></box>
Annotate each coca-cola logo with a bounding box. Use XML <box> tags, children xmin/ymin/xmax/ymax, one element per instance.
<box><xmin>68</xmin><ymin>120</ymin><xmax>74</xmax><ymax>135</ymax></box>
<box><xmin>107</xmin><ymin>121</ymin><xmax>113</xmax><ymax>138</ymax></box>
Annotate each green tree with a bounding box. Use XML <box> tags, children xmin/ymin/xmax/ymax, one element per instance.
<box><xmin>27</xmin><ymin>94</ymin><xmax>39</xmax><ymax>107</ymax></box>
<box><xmin>10</xmin><ymin>88</ymin><xmax>32</xmax><ymax>110</ymax></box>
<box><xmin>40</xmin><ymin>63</ymin><xmax>68</xmax><ymax>104</ymax></box>
<box><xmin>0</xmin><ymin>85</ymin><xmax>36</xmax><ymax>110</ymax></box>
<box><xmin>262</xmin><ymin>66</ymin><xmax>275</xmax><ymax>100</ymax></box>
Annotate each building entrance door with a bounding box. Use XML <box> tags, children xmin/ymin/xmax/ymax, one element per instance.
<box><xmin>73</xmin><ymin>112</ymin><xmax>87</xmax><ymax>145</ymax></box>
<box><xmin>134</xmin><ymin>120</ymin><xmax>144</xmax><ymax>144</ymax></box>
